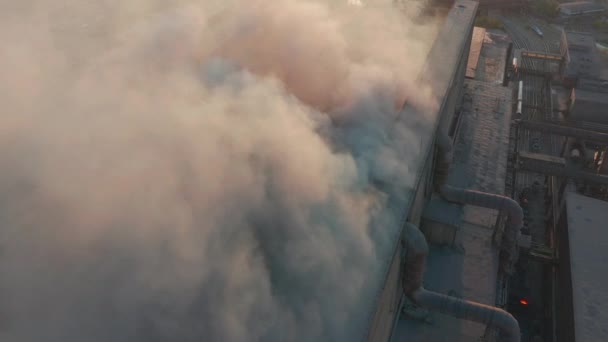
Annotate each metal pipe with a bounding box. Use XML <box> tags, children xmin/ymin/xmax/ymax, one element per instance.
<box><xmin>516</xmin><ymin>119</ymin><xmax>608</xmax><ymax>145</ymax></box>
<box><xmin>517</xmin><ymin>151</ymin><xmax>608</xmax><ymax>185</ymax></box>
<box><xmin>402</xmin><ymin>224</ymin><xmax>521</xmax><ymax>342</ymax></box>
<box><xmin>435</xmin><ymin>134</ymin><xmax>523</xmax><ymax>274</ymax></box>
<box><xmin>517</xmin><ymin>81</ymin><xmax>523</xmax><ymax>103</ymax></box>
<box><xmin>440</xmin><ymin>184</ymin><xmax>522</xmax><ymax>271</ymax></box>
<box><xmin>516</xmin><ymin>100</ymin><xmax>522</xmax><ymax>116</ymax></box>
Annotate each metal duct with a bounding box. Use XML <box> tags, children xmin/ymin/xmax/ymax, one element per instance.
<box><xmin>403</xmin><ymin>224</ymin><xmax>521</xmax><ymax>342</ymax></box>
<box><xmin>435</xmin><ymin>133</ymin><xmax>523</xmax><ymax>273</ymax></box>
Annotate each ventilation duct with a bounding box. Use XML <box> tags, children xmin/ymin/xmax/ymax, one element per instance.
<box><xmin>402</xmin><ymin>224</ymin><xmax>521</xmax><ymax>342</ymax></box>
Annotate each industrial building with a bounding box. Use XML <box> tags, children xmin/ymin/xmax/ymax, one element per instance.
<box><xmin>568</xmin><ymin>87</ymin><xmax>608</xmax><ymax>124</ymax></box>
<box><xmin>342</xmin><ymin>0</ymin><xmax>608</xmax><ymax>339</ymax></box>
<box><xmin>553</xmin><ymin>191</ymin><xmax>608</xmax><ymax>342</ymax></box>
<box><xmin>556</xmin><ymin>30</ymin><xmax>608</xmax><ymax>128</ymax></box>
<box><xmin>364</xmin><ymin>1</ymin><xmax>529</xmax><ymax>341</ymax></box>
<box><xmin>558</xmin><ymin>1</ymin><xmax>607</xmax><ymax>18</ymax></box>
<box><xmin>560</xmin><ymin>31</ymin><xmax>604</xmax><ymax>86</ymax></box>
<box><xmin>4</xmin><ymin>1</ymin><xmax>608</xmax><ymax>342</ymax></box>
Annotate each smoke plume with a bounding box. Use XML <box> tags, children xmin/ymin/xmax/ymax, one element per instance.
<box><xmin>0</xmin><ymin>0</ymin><xmax>440</xmax><ymax>341</ymax></box>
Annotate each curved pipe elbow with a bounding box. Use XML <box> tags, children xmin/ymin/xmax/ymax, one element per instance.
<box><xmin>439</xmin><ymin>184</ymin><xmax>523</xmax><ymax>227</ymax></box>
<box><xmin>402</xmin><ymin>224</ymin><xmax>521</xmax><ymax>342</ymax></box>
<box><xmin>409</xmin><ymin>288</ymin><xmax>520</xmax><ymax>342</ymax></box>
<box><xmin>435</xmin><ymin>135</ymin><xmax>524</xmax><ymax>237</ymax></box>
<box><xmin>439</xmin><ymin>184</ymin><xmax>523</xmax><ymax>271</ymax></box>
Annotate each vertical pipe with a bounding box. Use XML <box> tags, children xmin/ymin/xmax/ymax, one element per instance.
<box><xmin>518</xmin><ymin>81</ymin><xmax>523</xmax><ymax>102</ymax></box>
<box><xmin>517</xmin><ymin>100</ymin><xmax>523</xmax><ymax>116</ymax></box>
<box><xmin>435</xmin><ymin>133</ymin><xmax>523</xmax><ymax>274</ymax></box>
<box><xmin>440</xmin><ymin>184</ymin><xmax>522</xmax><ymax>273</ymax></box>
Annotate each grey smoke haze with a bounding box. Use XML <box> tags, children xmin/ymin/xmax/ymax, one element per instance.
<box><xmin>0</xmin><ymin>0</ymin><xmax>440</xmax><ymax>341</ymax></box>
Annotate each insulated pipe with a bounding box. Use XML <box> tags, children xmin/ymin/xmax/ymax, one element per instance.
<box><xmin>440</xmin><ymin>185</ymin><xmax>522</xmax><ymax>271</ymax></box>
<box><xmin>435</xmin><ymin>134</ymin><xmax>523</xmax><ymax>273</ymax></box>
<box><xmin>517</xmin><ymin>81</ymin><xmax>523</xmax><ymax>103</ymax></box>
<box><xmin>403</xmin><ymin>224</ymin><xmax>521</xmax><ymax>342</ymax></box>
<box><xmin>516</xmin><ymin>100</ymin><xmax>522</xmax><ymax>116</ymax></box>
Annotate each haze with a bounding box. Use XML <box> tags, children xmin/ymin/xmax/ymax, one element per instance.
<box><xmin>0</xmin><ymin>1</ymin><xmax>439</xmax><ymax>341</ymax></box>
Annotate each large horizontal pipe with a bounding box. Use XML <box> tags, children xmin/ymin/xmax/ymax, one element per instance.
<box><xmin>440</xmin><ymin>185</ymin><xmax>522</xmax><ymax>268</ymax></box>
<box><xmin>402</xmin><ymin>224</ymin><xmax>521</xmax><ymax>342</ymax></box>
<box><xmin>515</xmin><ymin>119</ymin><xmax>608</xmax><ymax>145</ymax></box>
<box><xmin>435</xmin><ymin>134</ymin><xmax>522</xmax><ymax>273</ymax></box>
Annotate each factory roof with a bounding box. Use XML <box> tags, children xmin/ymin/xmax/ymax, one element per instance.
<box><xmin>392</xmin><ymin>74</ymin><xmax>513</xmax><ymax>341</ymax></box>
<box><xmin>569</xmin><ymin>86</ymin><xmax>608</xmax><ymax>124</ymax></box>
<box><xmin>565</xmin><ymin>192</ymin><xmax>608</xmax><ymax>342</ymax></box>
<box><xmin>559</xmin><ymin>1</ymin><xmax>606</xmax><ymax>16</ymax></box>
<box><xmin>563</xmin><ymin>31</ymin><xmax>602</xmax><ymax>79</ymax></box>
<box><xmin>574</xmin><ymin>87</ymin><xmax>608</xmax><ymax>103</ymax></box>
<box><xmin>565</xmin><ymin>31</ymin><xmax>598</xmax><ymax>51</ymax></box>
<box><xmin>364</xmin><ymin>1</ymin><xmax>479</xmax><ymax>340</ymax></box>
<box><xmin>577</xmin><ymin>78</ymin><xmax>608</xmax><ymax>91</ymax></box>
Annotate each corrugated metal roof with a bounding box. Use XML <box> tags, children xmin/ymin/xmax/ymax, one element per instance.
<box><xmin>565</xmin><ymin>192</ymin><xmax>608</xmax><ymax>342</ymax></box>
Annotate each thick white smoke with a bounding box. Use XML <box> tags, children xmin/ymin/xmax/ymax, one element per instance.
<box><xmin>0</xmin><ymin>1</ymin><xmax>440</xmax><ymax>341</ymax></box>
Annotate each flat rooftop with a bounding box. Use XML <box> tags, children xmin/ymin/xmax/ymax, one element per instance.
<box><xmin>577</xmin><ymin>78</ymin><xmax>608</xmax><ymax>90</ymax></box>
<box><xmin>570</xmin><ymin>87</ymin><xmax>608</xmax><ymax>124</ymax></box>
<box><xmin>563</xmin><ymin>31</ymin><xmax>603</xmax><ymax>79</ymax></box>
<box><xmin>566</xmin><ymin>31</ymin><xmax>597</xmax><ymax>51</ymax></box>
<box><xmin>392</xmin><ymin>70</ymin><xmax>513</xmax><ymax>341</ymax></box>
<box><xmin>565</xmin><ymin>192</ymin><xmax>608</xmax><ymax>342</ymax></box>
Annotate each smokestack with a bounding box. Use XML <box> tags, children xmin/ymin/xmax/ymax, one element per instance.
<box><xmin>402</xmin><ymin>224</ymin><xmax>521</xmax><ymax>342</ymax></box>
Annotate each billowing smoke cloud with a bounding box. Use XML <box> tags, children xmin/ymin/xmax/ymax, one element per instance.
<box><xmin>0</xmin><ymin>1</ymin><xmax>440</xmax><ymax>341</ymax></box>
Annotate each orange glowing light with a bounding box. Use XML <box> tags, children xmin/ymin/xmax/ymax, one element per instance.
<box><xmin>519</xmin><ymin>299</ymin><xmax>529</xmax><ymax>305</ymax></box>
